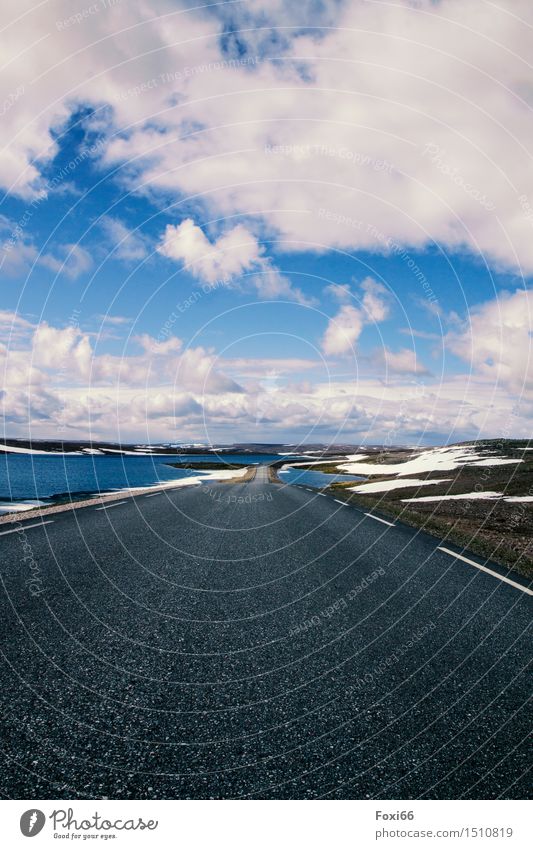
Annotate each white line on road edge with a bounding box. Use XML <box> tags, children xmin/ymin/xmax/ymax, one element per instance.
<box><xmin>0</xmin><ymin>520</ymin><xmax>54</xmax><ymax>536</ymax></box>
<box><xmin>365</xmin><ymin>513</ymin><xmax>395</xmax><ymax>527</ymax></box>
<box><xmin>95</xmin><ymin>501</ymin><xmax>127</xmax><ymax>511</ymax></box>
<box><xmin>438</xmin><ymin>546</ymin><xmax>533</xmax><ymax>596</ymax></box>
<box><xmin>144</xmin><ymin>492</ymin><xmax>162</xmax><ymax>498</ymax></box>
<box><xmin>334</xmin><ymin>499</ymin><xmax>347</xmax><ymax>506</ymax></box>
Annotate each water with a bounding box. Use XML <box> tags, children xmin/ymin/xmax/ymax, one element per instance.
<box><xmin>0</xmin><ymin>452</ymin><xmax>303</xmax><ymax>505</ymax></box>
<box><xmin>278</xmin><ymin>467</ymin><xmax>365</xmax><ymax>488</ymax></box>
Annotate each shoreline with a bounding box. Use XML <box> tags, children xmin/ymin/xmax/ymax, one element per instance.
<box><xmin>0</xmin><ymin>466</ymin><xmax>252</xmax><ymax>525</ymax></box>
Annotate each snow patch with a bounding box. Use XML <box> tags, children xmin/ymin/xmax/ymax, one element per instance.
<box><xmin>337</xmin><ymin>446</ymin><xmax>522</xmax><ymax>478</ymax></box>
<box><xmin>0</xmin><ymin>500</ymin><xmax>48</xmax><ymax>514</ymax></box>
<box><xmin>349</xmin><ymin>477</ymin><xmax>452</xmax><ymax>494</ymax></box>
<box><xmin>401</xmin><ymin>491</ymin><xmax>503</xmax><ymax>503</ymax></box>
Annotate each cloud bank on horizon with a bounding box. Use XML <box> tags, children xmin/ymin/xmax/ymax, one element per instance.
<box><xmin>0</xmin><ymin>0</ymin><xmax>531</xmax><ymax>445</ymax></box>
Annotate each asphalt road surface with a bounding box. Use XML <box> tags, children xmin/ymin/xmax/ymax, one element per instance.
<box><xmin>0</xmin><ymin>466</ymin><xmax>531</xmax><ymax>799</ymax></box>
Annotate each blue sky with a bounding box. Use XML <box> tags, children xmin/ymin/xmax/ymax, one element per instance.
<box><xmin>1</xmin><ymin>0</ymin><xmax>531</xmax><ymax>444</ymax></box>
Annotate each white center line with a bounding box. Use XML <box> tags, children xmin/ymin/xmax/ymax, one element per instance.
<box><xmin>438</xmin><ymin>546</ymin><xmax>533</xmax><ymax>596</ymax></box>
<box><xmin>95</xmin><ymin>501</ymin><xmax>127</xmax><ymax>511</ymax></box>
<box><xmin>365</xmin><ymin>513</ymin><xmax>395</xmax><ymax>527</ymax></box>
<box><xmin>334</xmin><ymin>499</ymin><xmax>347</xmax><ymax>506</ymax></box>
<box><xmin>0</xmin><ymin>520</ymin><xmax>54</xmax><ymax>536</ymax></box>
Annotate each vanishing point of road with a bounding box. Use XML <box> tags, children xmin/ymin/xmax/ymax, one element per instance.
<box><xmin>0</xmin><ymin>464</ymin><xmax>531</xmax><ymax>798</ymax></box>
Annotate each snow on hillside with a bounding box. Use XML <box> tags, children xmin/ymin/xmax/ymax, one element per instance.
<box><xmin>349</xmin><ymin>477</ymin><xmax>453</xmax><ymax>494</ymax></box>
<box><xmin>338</xmin><ymin>446</ymin><xmax>522</xmax><ymax>479</ymax></box>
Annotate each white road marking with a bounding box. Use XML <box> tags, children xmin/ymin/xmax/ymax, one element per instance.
<box><xmin>438</xmin><ymin>546</ymin><xmax>533</xmax><ymax>596</ymax></box>
<box><xmin>144</xmin><ymin>492</ymin><xmax>162</xmax><ymax>498</ymax></box>
<box><xmin>95</xmin><ymin>501</ymin><xmax>127</xmax><ymax>511</ymax></box>
<box><xmin>318</xmin><ymin>493</ymin><xmax>326</xmax><ymax>497</ymax></box>
<box><xmin>364</xmin><ymin>513</ymin><xmax>395</xmax><ymax>527</ymax></box>
<box><xmin>334</xmin><ymin>499</ymin><xmax>347</xmax><ymax>506</ymax></box>
<box><xmin>0</xmin><ymin>520</ymin><xmax>54</xmax><ymax>536</ymax></box>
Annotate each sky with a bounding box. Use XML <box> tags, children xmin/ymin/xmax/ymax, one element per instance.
<box><xmin>0</xmin><ymin>0</ymin><xmax>532</xmax><ymax>446</ymax></box>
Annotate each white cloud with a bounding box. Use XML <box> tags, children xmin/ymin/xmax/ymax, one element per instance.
<box><xmin>134</xmin><ymin>334</ymin><xmax>182</xmax><ymax>356</ymax></box>
<box><xmin>32</xmin><ymin>323</ymin><xmax>93</xmax><ymax>378</ymax></box>
<box><xmin>361</xmin><ymin>278</ymin><xmax>390</xmax><ymax>323</ymax></box>
<box><xmin>447</xmin><ymin>288</ymin><xmax>533</xmax><ymax>392</ymax></box>
<box><xmin>382</xmin><ymin>347</ymin><xmax>430</xmax><ymax>376</ymax></box>
<box><xmin>40</xmin><ymin>244</ymin><xmax>93</xmax><ymax>280</ymax></box>
<box><xmin>100</xmin><ymin>217</ymin><xmax>149</xmax><ymax>262</ymax></box>
<box><xmin>157</xmin><ymin>217</ymin><xmax>313</xmax><ymax>302</ymax></box>
<box><xmin>2</xmin><ymin>1</ymin><xmax>532</xmax><ymax>272</ymax></box>
<box><xmin>158</xmin><ymin>218</ymin><xmax>261</xmax><ymax>284</ymax></box>
<box><xmin>321</xmin><ymin>276</ymin><xmax>390</xmax><ymax>356</ymax></box>
<box><xmin>2</xmin><ymin>313</ymin><xmax>533</xmax><ymax>441</ymax></box>
<box><xmin>324</xmin><ymin>283</ymin><xmax>352</xmax><ymax>303</ymax></box>
<box><xmin>321</xmin><ymin>305</ymin><xmax>364</xmax><ymax>357</ymax></box>
<box><xmin>249</xmin><ymin>264</ymin><xmax>313</xmax><ymax>305</ymax></box>
<box><xmin>95</xmin><ymin>314</ymin><xmax>132</xmax><ymax>326</ymax></box>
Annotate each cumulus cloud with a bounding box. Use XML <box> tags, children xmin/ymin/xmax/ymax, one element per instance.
<box><xmin>2</xmin><ymin>314</ymin><xmax>532</xmax><ymax>442</ymax></box>
<box><xmin>361</xmin><ymin>278</ymin><xmax>390</xmax><ymax>323</ymax></box>
<box><xmin>321</xmin><ymin>277</ymin><xmax>390</xmax><ymax>356</ymax></box>
<box><xmin>134</xmin><ymin>334</ymin><xmax>182</xmax><ymax>356</ymax></box>
<box><xmin>321</xmin><ymin>305</ymin><xmax>364</xmax><ymax>357</ymax></box>
<box><xmin>158</xmin><ymin>218</ymin><xmax>261</xmax><ymax>284</ymax></box>
<box><xmin>158</xmin><ymin>217</ymin><xmax>312</xmax><ymax>302</ymax></box>
<box><xmin>382</xmin><ymin>347</ymin><xmax>431</xmax><ymax>376</ymax></box>
<box><xmin>447</xmin><ymin>288</ymin><xmax>533</xmax><ymax>392</ymax></box>
<box><xmin>2</xmin><ymin>1</ymin><xmax>532</xmax><ymax>272</ymax></box>
<box><xmin>32</xmin><ymin>323</ymin><xmax>93</xmax><ymax>378</ymax></box>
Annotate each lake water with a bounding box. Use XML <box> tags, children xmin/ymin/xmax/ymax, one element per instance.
<box><xmin>0</xmin><ymin>453</ymin><xmax>303</xmax><ymax>506</ymax></box>
<box><xmin>278</xmin><ymin>467</ymin><xmax>365</xmax><ymax>488</ymax></box>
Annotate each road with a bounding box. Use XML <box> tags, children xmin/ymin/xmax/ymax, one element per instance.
<box><xmin>0</xmin><ymin>465</ymin><xmax>531</xmax><ymax>799</ymax></box>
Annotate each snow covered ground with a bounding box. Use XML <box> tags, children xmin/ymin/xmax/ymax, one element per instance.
<box><xmin>402</xmin><ymin>492</ymin><xmax>533</xmax><ymax>504</ymax></box>
<box><xmin>337</xmin><ymin>446</ymin><xmax>522</xmax><ymax>478</ymax></box>
<box><xmin>0</xmin><ymin>444</ymin><xmax>67</xmax><ymax>455</ymax></box>
<box><xmin>401</xmin><ymin>491</ymin><xmax>503</xmax><ymax>503</ymax></box>
<box><xmin>116</xmin><ymin>466</ymin><xmax>250</xmax><ymax>494</ymax></box>
<box><xmin>349</xmin><ymin>477</ymin><xmax>452</xmax><ymax>494</ymax></box>
<box><xmin>0</xmin><ymin>500</ymin><xmax>48</xmax><ymax>514</ymax></box>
